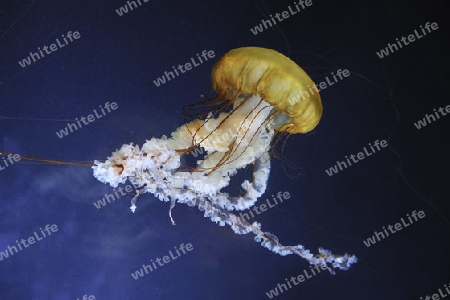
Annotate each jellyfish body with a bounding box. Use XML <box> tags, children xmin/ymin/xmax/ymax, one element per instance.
<box><xmin>92</xmin><ymin>47</ymin><xmax>357</xmax><ymax>273</ymax></box>
<box><xmin>211</xmin><ymin>47</ymin><xmax>323</xmax><ymax>134</ymax></box>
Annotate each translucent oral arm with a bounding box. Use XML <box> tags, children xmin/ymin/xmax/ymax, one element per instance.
<box><xmin>92</xmin><ymin>95</ymin><xmax>357</xmax><ymax>273</ymax></box>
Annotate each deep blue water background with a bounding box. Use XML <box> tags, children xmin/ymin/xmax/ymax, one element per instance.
<box><xmin>0</xmin><ymin>0</ymin><xmax>449</xmax><ymax>299</ymax></box>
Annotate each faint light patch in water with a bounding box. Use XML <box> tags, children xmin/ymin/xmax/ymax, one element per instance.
<box><xmin>1</xmin><ymin>136</ymin><xmax>21</xmax><ymax>153</ymax></box>
<box><xmin>63</xmin><ymin>220</ymin><xmax>76</xmax><ymax>237</ymax></box>
<box><xmin>30</xmin><ymin>166</ymin><xmax>98</xmax><ymax>201</ymax></box>
<box><xmin>85</xmin><ymin>226</ymin><xmax>158</xmax><ymax>259</ymax></box>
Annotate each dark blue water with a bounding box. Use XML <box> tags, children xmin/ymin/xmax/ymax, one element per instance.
<box><xmin>0</xmin><ymin>0</ymin><xmax>449</xmax><ymax>299</ymax></box>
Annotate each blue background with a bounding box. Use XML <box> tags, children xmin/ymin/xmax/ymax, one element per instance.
<box><xmin>0</xmin><ymin>0</ymin><xmax>449</xmax><ymax>299</ymax></box>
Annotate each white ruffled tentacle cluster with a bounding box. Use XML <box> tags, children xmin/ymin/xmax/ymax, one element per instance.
<box><xmin>92</xmin><ymin>95</ymin><xmax>357</xmax><ymax>273</ymax></box>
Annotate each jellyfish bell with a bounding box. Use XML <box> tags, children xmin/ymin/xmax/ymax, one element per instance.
<box><xmin>173</xmin><ymin>46</ymin><xmax>324</xmax><ymax>190</ymax></box>
<box><xmin>92</xmin><ymin>47</ymin><xmax>357</xmax><ymax>273</ymax></box>
<box><xmin>210</xmin><ymin>46</ymin><xmax>323</xmax><ymax>134</ymax></box>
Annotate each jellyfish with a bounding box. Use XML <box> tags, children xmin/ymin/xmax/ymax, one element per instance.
<box><xmin>92</xmin><ymin>47</ymin><xmax>357</xmax><ymax>273</ymax></box>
